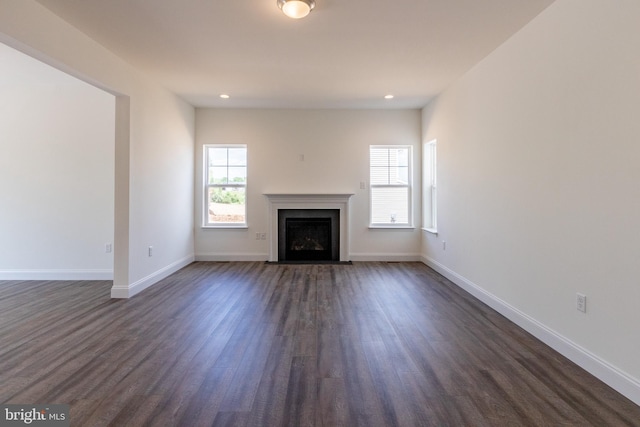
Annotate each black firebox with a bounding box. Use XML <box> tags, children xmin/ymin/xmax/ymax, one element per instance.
<box><xmin>278</xmin><ymin>209</ymin><xmax>339</xmax><ymax>262</ymax></box>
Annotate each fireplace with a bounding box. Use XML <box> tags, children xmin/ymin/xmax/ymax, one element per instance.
<box><xmin>264</xmin><ymin>193</ymin><xmax>353</xmax><ymax>262</ymax></box>
<box><xmin>278</xmin><ymin>209</ymin><xmax>339</xmax><ymax>261</ymax></box>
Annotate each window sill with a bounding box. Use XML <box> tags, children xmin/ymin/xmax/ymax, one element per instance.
<box><xmin>202</xmin><ymin>224</ymin><xmax>248</xmax><ymax>229</ymax></box>
<box><xmin>422</xmin><ymin>227</ymin><xmax>438</xmax><ymax>235</ymax></box>
<box><xmin>369</xmin><ymin>225</ymin><xmax>415</xmax><ymax>230</ymax></box>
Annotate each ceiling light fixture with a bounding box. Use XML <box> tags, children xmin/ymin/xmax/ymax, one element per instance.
<box><xmin>220</xmin><ymin>94</ymin><xmax>230</xmax><ymax>99</ymax></box>
<box><xmin>277</xmin><ymin>0</ymin><xmax>315</xmax><ymax>19</ymax></box>
<box><xmin>384</xmin><ymin>94</ymin><xmax>394</xmax><ymax>99</ymax></box>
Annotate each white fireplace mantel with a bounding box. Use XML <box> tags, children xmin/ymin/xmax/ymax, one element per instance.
<box><xmin>264</xmin><ymin>193</ymin><xmax>354</xmax><ymax>262</ymax></box>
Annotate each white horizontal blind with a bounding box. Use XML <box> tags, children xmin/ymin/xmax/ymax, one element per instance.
<box><xmin>370</xmin><ymin>146</ymin><xmax>411</xmax><ymax>226</ymax></box>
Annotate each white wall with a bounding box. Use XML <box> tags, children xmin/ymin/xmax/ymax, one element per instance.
<box><xmin>195</xmin><ymin>109</ymin><xmax>421</xmax><ymax>261</ymax></box>
<box><xmin>421</xmin><ymin>0</ymin><xmax>640</xmax><ymax>403</ymax></box>
<box><xmin>0</xmin><ymin>0</ymin><xmax>195</xmax><ymax>296</ymax></box>
<box><xmin>0</xmin><ymin>42</ymin><xmax>114</xmax><ymax>279</ymax></box>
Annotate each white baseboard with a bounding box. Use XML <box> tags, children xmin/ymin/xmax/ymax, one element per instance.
<box><xmin>195</xmin><ymin>253</ymin><xmax>268</xmax><ymax>262</ymax></box>
<box><xmin>349</xmin><ymin>253</ymin><xmax>421</xmax><ymax>262</ymax></box>
<box><xmin>194</xmin><ymin>252</ymin><xmax>422</xmax><ymax>263</ymax></box>
<box><xmin>110</xmin><ymin>254</ymin><xmax>194</xmax><ymax>298</ymax></box>
<box><xmin>420</xmin><ymin>254</ymin><xmax>640</xmax><ymax>406</ymax></box>
<box><xmin>0</xmin><ymin>269</ymin><xmax>113</xmax><ymax>280</ymax></box>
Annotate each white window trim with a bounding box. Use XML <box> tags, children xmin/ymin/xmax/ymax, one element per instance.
<box><xmin>202</xmin><ymin>144</ymin><xmax>248</xmax><ymax>229</ymax></box>
<box><xmin>369</xmin><ymin>145</ymin><xmax>413</xmax><ymax>228</ymax></box>
<box><xmin>422</xmin><ymin>139</ymin><xmax>437</xmax><ymax>234</ymax></box>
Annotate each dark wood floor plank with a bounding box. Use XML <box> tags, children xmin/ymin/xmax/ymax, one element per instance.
<box><xmin>1</xmin><ymin>261</ymin><xmax>639</xmax><ymax>426</ymax></box>
<box><xmin>245</xmin><ymin>335</ymin><xmax>294</xmax><ymax>427</ymax></box>
<box><xmin>273</xmin><ymin>268</ymin><xmax>303</xmax><ymax>337</ymax></box>
<box><xmin>316</xmin><ymin>328</ymin><xmax>344</xmax><ymax>379</ymax></box>
<box><xmin>107</xmin><ymin>393</ymin><xmax>164</xmax><ymax>427</ymax></box>
<box><xmin>337</xmin><ymin>329</ymin><xmax>389</xmax><ymax>426</ymax></box>
<box><xmin>174</xmin><ymin>367</ymin><xmax>236</xmax><ymax>427</ymax></box>
<box><xmin>211</xmin><ymin>411</ymin><xmax>250</xmax><ymax>427</ymax></box>
<box><xmin>361</xmin><ymin>339</ymin><xmax>420</xmax><ymax>427</ymax></box>
<box><xmin>516</xmin><ymin>354</ymin><xmax>640</xmax><ymax>426</ymax></box>
<box><xmin>282</xmin><ymin>356</ymin><xmax>317</xmax><ymax>427</ymax></box>
<box><xmin>139</xmin><ymin>315</ymin><xmax>244</xmax><ymax>425</ymax></box>
<box><xmin>218</xmin><ymin>322</ymin><xmax>278</xmax><ymax>412</ymax></box>
<box><xmin>315</xmin><ymin>378</ymin><xmax>348</xmax><ymax>427</ymax></box>
<box><xmin>396</xmin><ymin>369</ymin><xmax>480</xmax><ymax>427</ymax></box>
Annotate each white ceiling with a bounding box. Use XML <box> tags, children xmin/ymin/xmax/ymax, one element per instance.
<box><xmin>35</xmin><ymin>0</ymin><xmax>555</xmax><ymax>109</ymax></box>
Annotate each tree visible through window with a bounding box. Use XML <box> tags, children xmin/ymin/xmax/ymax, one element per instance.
<box><xmin>370</xmin><ymin>145</ymin><xmax>412</xmax><ymax>226</ymax></box>
<box><xmin>204</xmin><ymin>145</ymin><xmax>247</xmax><ymax>226</ymax></box>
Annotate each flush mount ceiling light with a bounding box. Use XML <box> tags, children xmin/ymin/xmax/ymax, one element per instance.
<box><xmin>277</xmin><ymin>0</ymin><xmax>315</xmax><ymax>19</ymax></box>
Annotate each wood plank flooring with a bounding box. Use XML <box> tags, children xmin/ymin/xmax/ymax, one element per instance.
<box><xmin>1</xmin><ymin>262</ymin><xmax>639</xmax><ymax>426</ymax></box>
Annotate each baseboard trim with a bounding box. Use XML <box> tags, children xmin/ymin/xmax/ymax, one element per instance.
<box><xmin>195</xmin><ymin>253</ymin><xmax>268</xmax><ymax>262</ymax></box>
<box><xmin>194</xmin><ymin>253</ymin><xmax>422</xmax><ymax>263</ymax></box>
<box><xmin>110</xmin><ymin>254</ymin><xmax>194</xmax><ymax>299</ymax></box>
<box><xmin>0</xmin><ymin>269</ymin><xmax>113</xmax><ymax>280</ymax></box>
<box><xmin>349</xmin><ymin>253</ymin><xmax>421</xmax><ymax>262</ymax></box>
<box><xmin>420</xmin><ymin>255</ymin><xmax>640</xmax><ymax>406</ymax></box>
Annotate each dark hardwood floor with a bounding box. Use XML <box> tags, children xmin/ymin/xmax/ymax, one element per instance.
<box><xmin>1</xmin><ymin>262</ymin><xmax>639</xmax><ymax>426</ymax></box>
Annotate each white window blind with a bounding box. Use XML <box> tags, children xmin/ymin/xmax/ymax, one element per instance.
<box><xmin>370</xmin><ymin>146</ymin><xmax>412</xmax><ymax>226</ymax></box>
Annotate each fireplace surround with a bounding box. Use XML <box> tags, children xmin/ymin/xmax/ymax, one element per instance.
<box><xmin>264</xmin><ymin>193</ymin><xmax>353</xmax><ymax>262</ymax></box>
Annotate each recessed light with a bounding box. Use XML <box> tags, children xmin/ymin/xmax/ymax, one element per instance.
<box><xmin>220</xmin><ymin>94</ymin><xmax>230</xmax><ymax>99</ymax></box>
<box><xmin>384</xmin><ymin>94</ymin><xmax>394</xmax><ymax>99</ymax></box>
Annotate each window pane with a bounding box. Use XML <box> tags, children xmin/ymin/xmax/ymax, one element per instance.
<box><xmin>228</xmin><ymin>166</ymin><xmax>246</xmax><ymax>183</ymax></box>
<box><xmin>371</xmin><ymin>187</ymin><xmax>409</xmax><ymax>224</ymax></box>
<box><xmin>209</xmin><ymin>167</ymin><xmax>228</xmax><ymax>184</ymax></box>
<box><xmin>393</xmin><ymin>148</ymin><xmax>409</xmax><ymax>166</ymax></box>
<box><xmin>391</xmin><ymin>166</ymin><xmax>409</xmax><ymax>184</ymax></box>
<box><xmin>207</xmin><ymin>187</ymin><xmax>246</xmax><ymax>223</ymax></box>
<box><xmin>370</xmin><ymin>147</ymin><xmax>410</xmax><ymax>184</ymax></box>
<box><xmin>228</xmin><ymin>148</ymin><xmax>246</xmax><ymax>166</ymax></box>
<box><xmin>370</xmin><ymin>148</ymin><xmax>389</xmax><ymax>166</ymax></box>
<box><xmin>370</xmin><ymin>166</ymin><xmax>389</xmax><ymax>185</ymax></box>
<box><xmin>208</xmin><ymin>148</ymin><xmax>228</xmax><ymax>166</ymax></box>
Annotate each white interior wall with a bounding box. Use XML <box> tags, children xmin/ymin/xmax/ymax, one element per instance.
<box><xmin>421</xmin><ymin>0</ymin><xmax>640</xmax><ymax>403</ymax></box>
<box><xmin>195</xmin><ymin>108</ymin><xmax>421</xmax><ymax>261</ymax></box>
<box><xmin>0</xmin><ymin>0</ymin><xmax>195</xmax><ymax>296</ymax></box>
<box><xmin>0</xmin><ymin>42</ymin><xmax>114</xmax><ymax>279</ymax></box>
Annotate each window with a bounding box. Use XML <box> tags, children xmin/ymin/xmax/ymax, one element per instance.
<box><xmin>423</xmin><ymin>140</ymin><xmax>437</xmax><ymax>233</ymax></box>
<box><xmin>370</xmin><ymin>145</ymin><xmax>412</xmax><ymax>227</ymax></box>
<box><xmin>204</xmin><ymin>145</ymin><xmax>247</xmax><ymax>227</ymax></box>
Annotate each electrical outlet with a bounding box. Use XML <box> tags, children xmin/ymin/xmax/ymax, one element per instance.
<box><xmin>576</xmin><ymin>293</ymin><xmax>587</xmax><ymax>313</ymax></box>
<box><xmin>260</xmin><ymin>233</ymin><xmax>266</xmax><ymax>240</ymax></box>
<box><xmin>148</xmin><ymin>246</ymin><xmax>153</xmax><ymax>257</ymax></box>
<box><xmin>442</xmin><ymin>241</ymin><xmax>446</xmax><ymax>250</ymax></box>
<box><xmin>360</xmin><ymin>182</ymin><xmax>366</xmax><ymax>190</ymax></box>
<box><xmin>105</xmin><ymin>243</ymin><xmax>112</xmax><ymax>253</ymax></box>
<box><xmin>255</xmin><ymin>232</ymin><xmax>261</xmax><ymax>240</ymax></box>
